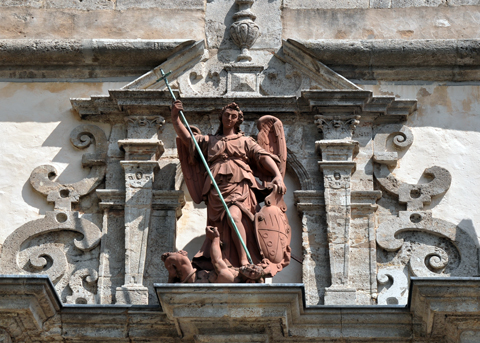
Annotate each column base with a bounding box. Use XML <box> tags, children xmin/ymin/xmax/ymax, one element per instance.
<box><xmin>115</xmin><ymin>285</ymin><xmax>149</xmax><ymax>305</ymax></box>
<box><xmin>324</xmin><ymin>287</ymin><xmax>357</xmax><ymax>305</ymax></box>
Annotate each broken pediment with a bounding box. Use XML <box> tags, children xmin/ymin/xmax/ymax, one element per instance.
<box><xmin>71</xmin><ymin>39</ymin><xmax>416</xmax><ymax>122</ymax></box>
<box><xmin>121</xmin><ymin>39</ymin><xmax>361</xmax><ymax>96</ymax></box>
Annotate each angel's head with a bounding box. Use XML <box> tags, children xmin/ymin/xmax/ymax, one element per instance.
<box><xmin>216</xmin><ymin>102</ymin><xmax>244</xmax><ymax>135</ymax></box>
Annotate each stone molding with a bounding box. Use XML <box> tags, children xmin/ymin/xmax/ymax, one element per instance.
<box><xmin>2</xmin><ymin>38</ymin><xmax>480</xmax><ymax>81</ymax></box>
<box><xmin>0</xmin><ymin>276</ymin><xmax>478</xmax><ymax>342</ymax></box>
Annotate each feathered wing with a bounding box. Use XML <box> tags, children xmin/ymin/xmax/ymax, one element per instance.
<box><xmin>176</xmin><ymin>127</ymin><xmax>206</xmax><ymax>204</ymax></box>
<box><xmin>255</xmin><ymin>115</ymin><xmax>287</xmax><ymax>183</ymax></box>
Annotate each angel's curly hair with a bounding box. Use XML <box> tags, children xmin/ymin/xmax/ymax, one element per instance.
<box><xmin>215</xmin><ymin>102</ymin><xmax>244</xmax><ymax>135</ymax></box>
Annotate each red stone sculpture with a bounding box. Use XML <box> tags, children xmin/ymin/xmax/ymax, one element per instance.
<box><xmin>170</xmin><ymin>100</ymin><xmax>291</xmax><ymax>280</ymax></box>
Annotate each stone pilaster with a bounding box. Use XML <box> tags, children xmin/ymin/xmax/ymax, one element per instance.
<box><xmin>315</xmin><ymin>114</ymin><xmax>360</xmax><ymax>305</ymax></box>
<box><xmin>351</xmin><ymin>190</ymin><xmax>382</xmax><ymax>304</ymax></box>
<box><xmin>294</xmin><ymin>190</ymin><xmax>328</xmax><ymax>305</ymax></box>
<box><xmin>115</xmin><ymin>115</ymin><xmax>165</xmax><ymax>305</ymax></box>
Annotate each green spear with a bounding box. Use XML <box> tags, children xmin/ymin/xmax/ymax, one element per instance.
<box><xmin>157</xmin><ymin>68</ymin><xmax>253</xmax><ymax>265</ymax></box>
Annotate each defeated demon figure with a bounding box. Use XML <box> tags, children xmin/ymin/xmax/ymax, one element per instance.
<box><xmin>162</xmin><ymin>226</ymin><xmax>265</xmax><ymax>283</ymax></box>
<box><xmin>170</xmin><ymin>100</ymin><xmax>291</xmax><ymax>279</ymax></box>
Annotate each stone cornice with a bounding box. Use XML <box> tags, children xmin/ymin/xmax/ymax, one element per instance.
<box><xmin>0</xmin><ymin>39</ymin><xmax>196</xmax><ymax>79</ymax></box>
<box><xmin>288</xmin><ymin>39</ymin><xmax>480</xmax><ymax>81</ymax></box>
<box><xmin>1</xmin><ymin>38</ymin><xmax>479</xmax><ymax>81</ymax></box>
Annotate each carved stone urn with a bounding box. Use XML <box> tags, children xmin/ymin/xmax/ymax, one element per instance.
<box><xmin>230</xmin><ymin>0</ymin><xmax>260</xmax><ymax>62</ymax></box>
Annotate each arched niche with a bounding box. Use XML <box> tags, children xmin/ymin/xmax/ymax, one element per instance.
<box><xmin>175</xmin><ymin>158</ymin><xmax>306</xmax><ymax>283</ymax></box>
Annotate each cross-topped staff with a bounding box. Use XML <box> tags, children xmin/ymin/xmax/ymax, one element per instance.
<box><xmin>156</xmin><ymin>68</ymin><xmax>253</xmax><ymax>265</ymax></box>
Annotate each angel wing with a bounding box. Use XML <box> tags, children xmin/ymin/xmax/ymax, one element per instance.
<box><xmin>176</xmin><ymin>126</ymin><xmax>206</xmax><ymax>204</ymax></box>
<box><xmin>255</xmin><ymin>115</ymin><xmax>287</xmax><ymax>182</ymax></box>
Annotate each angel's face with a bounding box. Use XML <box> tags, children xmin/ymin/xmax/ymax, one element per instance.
<box><xmin>222</xmin><ymin>108</ymin><xmax>239</xmax><ymax>131</ymax></box>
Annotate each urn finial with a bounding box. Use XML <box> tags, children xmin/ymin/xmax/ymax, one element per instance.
<box><xmin>230</xmin><ymin>0</ymin><xmax>260</xmax><ymax>62</ymax></box>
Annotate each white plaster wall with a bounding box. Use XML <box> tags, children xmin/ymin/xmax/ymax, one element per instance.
<box><xmin>362</xmin><ymin>82</ymin><xmax>480</xmax><ymax>242</ymax></box>
<box><xmin>0</xmin><ymin>82</ymin><xmax>123</xmax><ymax>243</ymax></box>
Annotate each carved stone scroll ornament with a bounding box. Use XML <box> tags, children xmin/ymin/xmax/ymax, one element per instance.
<box><xmin>230</xmin><ymin>0</ymin><xmax>260</xmax><ymax>62</ymax></box>
<box><xmin>0</xmin><ymin>124</ymin><xmax>106</xmax><ymax>304</ymax></box>
<box><xmin>377</xmin><ymin>268</ymin><xmax>408</xmax><ymax>305</ymax></box>
<box><xmin>374</xmin><ymin>125</ymin><xmax>478</xmax><ymax>283</ymax></box>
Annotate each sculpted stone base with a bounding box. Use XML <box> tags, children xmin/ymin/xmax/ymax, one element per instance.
<box><xmin>324</xmin><ymin>287</ymin><xmax>357</xmax><ymax>305</ymax></box>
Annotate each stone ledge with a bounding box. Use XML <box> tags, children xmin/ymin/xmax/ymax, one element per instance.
<box><xmin>0</xmin><ymin>276</ymin><xmax>480</xmax><ymax>341</ymax></box>
<box><xmin>0</xmin><ymin>39</ymin><xmax>196</xmax><ymax>79</ymax></box>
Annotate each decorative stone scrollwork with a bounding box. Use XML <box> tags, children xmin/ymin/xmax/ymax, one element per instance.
<box><xmin>374</xmin><ymin>125</ymin><xmax>479</xmax><ymax>287</ymax></box>
<box><xmin>66</xmin><ymin>268</ymin><xmax>99</xmax><ymax>304</ymax></box>
<box><xmin>230</xmin><ymin>0</ymin><xmax>260</xmax><ymax>62</ymax></box>
<box><xmin>0</xmin><ymin>124</ymin><xmax>106</xmax><ymax>304</ymax></box>
<box><xmin>30</xmin><ymin>124</ymin><xmax>107</xmax><ymax>209</ymax></box>
<box><xmin>377</xmin><ymin>268</ymin><xmax>408</xmax><ymax>305</ymax></box>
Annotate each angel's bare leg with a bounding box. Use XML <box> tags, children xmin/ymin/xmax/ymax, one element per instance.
<box><xmin>228</xmin><ymin>205</ymin><xmax>249</xmax><ymax>266</ymax></box>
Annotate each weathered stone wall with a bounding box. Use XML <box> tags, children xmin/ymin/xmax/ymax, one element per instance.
<box><xmin>283</xmin><ymin>6</ymin><xmax>480</xmax><ymax>40</ymax></box>
<box><xmin>1</xmin><ymin>0</ymin><xmax>479</xmax><ymax>41</ymax></box>
<box><xmin>0</xmin><ymin>1</ymin><xmax>205</xmax><ymax>39</ymax></box>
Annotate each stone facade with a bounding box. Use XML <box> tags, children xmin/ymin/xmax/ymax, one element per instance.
<box><xmin>1</xmin><ymin>0</ymin><xmax>480</xmax><ymax>341</ymax></box>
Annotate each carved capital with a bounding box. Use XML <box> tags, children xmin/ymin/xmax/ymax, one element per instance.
<box><xmin>315</xmin><ymin>115</ymin><xmax>360</xmax><ymax>140</ymax></box>
<box><xmin>125</xmin><ymin>115</ymin><xmax>164</xmax><ymax>128</ymax></box>
<box><xmin>125</xmin><ymin>115</ymin><xmax>165</xmax><ymax>140</ymax></box>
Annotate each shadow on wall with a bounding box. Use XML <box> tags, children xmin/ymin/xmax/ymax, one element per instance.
<box><xmin>458</xmin><ymin>218</ymin><xmax>480</xmax><ymax>275</ymax></box>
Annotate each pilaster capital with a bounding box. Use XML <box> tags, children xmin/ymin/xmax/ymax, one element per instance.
<box><xmin>315</xmin><ymin>114</ymin><xmax>360</xmax><ymax>140</ymax></box>
<box><xmin>294</xmin><ymin>190</ymin><xmax>325</xmax><ymax>214</ymax></box>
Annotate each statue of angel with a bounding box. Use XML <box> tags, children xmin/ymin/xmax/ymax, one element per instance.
<box><xmin>171</xmin><ymin>100</ymin><xmax>291</xmax><ymax>277</ymax></box>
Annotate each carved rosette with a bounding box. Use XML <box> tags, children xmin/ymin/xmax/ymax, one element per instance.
<box><xmin>230</xmin><ymin>0</ymin><xmax>260</xmax><ymax>62</ymax></box>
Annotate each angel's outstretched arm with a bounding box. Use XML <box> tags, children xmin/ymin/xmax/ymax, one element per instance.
<box><xmin>171</xmin><ymin>100</ymin><xmax>192</xmax><ymax>146</ymax></box>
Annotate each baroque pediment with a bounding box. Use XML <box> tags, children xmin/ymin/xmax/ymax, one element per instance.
<box><xmin>121</xmin><ymin>39</ymin><xmax>361</xmax><ymax>94</ymax></box>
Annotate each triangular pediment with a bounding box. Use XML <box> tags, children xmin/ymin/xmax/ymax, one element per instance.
<box><xmin>120</xmin><ymin>39</ymin><xmax>361</xmax><ymax>95</ymax></box>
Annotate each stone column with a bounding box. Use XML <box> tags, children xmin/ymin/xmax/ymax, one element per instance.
<box><xmin>315</xmin><ymin>114</ymin><xmax>360</xmax><ymax>305</ymax></box>
<box><xmin>115</xmin><ymin>115</ymin><xmax>165</xmax><ymax>305</ymax></box>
